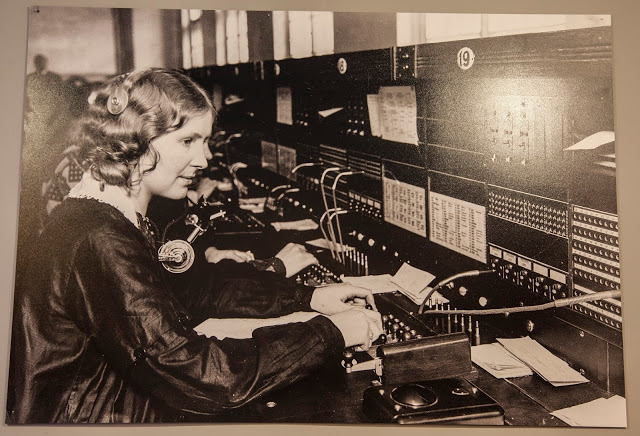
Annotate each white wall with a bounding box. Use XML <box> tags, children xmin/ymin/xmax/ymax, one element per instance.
<box><xmin>26</xmin><ymin>6</ymin><xmax>116</xmax><ymax>78</ymax></box>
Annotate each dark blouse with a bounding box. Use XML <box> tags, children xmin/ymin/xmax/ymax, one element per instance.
<box><xmin>7</xmin><ymin>198</ymin><xmax>344</xmax><ymax>423</ymax></box>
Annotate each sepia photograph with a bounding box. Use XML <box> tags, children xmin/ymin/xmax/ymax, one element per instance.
<box><xmin>1</xmin><ymin>0</ymin><xmax>637</xmax><ymax>432</ymax></box>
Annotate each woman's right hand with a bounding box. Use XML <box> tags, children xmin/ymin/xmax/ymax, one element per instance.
<box><xmin>326</xmin><ymin>309</ymin><xmax>383</xmax><ymax>349</ymax></box>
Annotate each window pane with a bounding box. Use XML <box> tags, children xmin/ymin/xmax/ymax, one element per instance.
<box><xmin>311</xmin><ymin>11</ymin><xmax>333</xmax><ymax>55</ymax></box>
<box><xmin>181</xmin><ymin>9</ymin><xmax>190</xmax><ymax>29</ymax></box>
<box><xmin>273</xmin><ymin>11</ymin><xmax>288</xmax><ymax>60</ymax></box>
<box><xmin>189</xmin><ymin>9</ymin><xmax>202</xmax><ymax>22</ymax></box>
<box><xmin>215</xmin><ymin>10</ymin><xmax>226</xmax><ymax>65</ymax></box>
<box><xmin>289</xmin><ymin>11</ymin><xmax>312</xmax><ymax>59</ymax></box>
<box><xmin>238</xmin><ymin>10</ymin><xmax>249</xmax><ymax>63</ymax></box>
<box><xmin>190</xmin><ymin>20</ymin><xmax>204</xmax><ymax>67</ymax></box>
<box><xmin>181</xmin><ymin>9</ymin><xmax>192</xmax><ymax>69</ymax></box>
<box><xmin>487</xmin><ymin>14</ymin><xmax>566</xmax><ymax>36</ymax></box>
<box><xmin>566</xmin><ymin>14</ymin><xmax>611</xmax><ymax>30</ymax></box>
<box><xmin>397</xmin><ymin>13</ymin><xmax>427</xmax><ymax>46</ymax></box>
<box><xmin>425</xmin><ymin>13</ymin><xmax>482</xmax><ymax>43</ymax></box>
<box><xmin>226</xmin><ymin>10</ymin><xmax>240</xmax><ymax>64</ymax></box>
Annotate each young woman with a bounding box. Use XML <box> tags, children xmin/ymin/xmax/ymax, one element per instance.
<box><xmin>8</xmin><ymin>69</ymin><xmax>382</xmax><ymax>423</ymax></box>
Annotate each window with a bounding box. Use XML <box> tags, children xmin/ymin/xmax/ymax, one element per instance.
<box><xmin>223</xmin><ymin>10</ymin><xmax>249</xmax><ymax>64</ymax></box>
<box><xmin>425</xmin><ymin>14</ymin><xmax>482</xmax><ymax>43</ymax></box>
<box><xmin>182</xmin><ymin>9</ymin><xmax>249</xmax><ymax>67</ymax></box>
<box><xmin>273</xmin><ymin>10</ymin><xmax>334</xmax><ymax>60</ymax></box>
<box><xmin>181</xmin><ymin>9</ymin><xmax>204</xmax><ymax>68</ymax></box>
<box><xmin>397</xmin><ymin>13</ymin><xmax>611</xmax><ymax>47</ymax></box>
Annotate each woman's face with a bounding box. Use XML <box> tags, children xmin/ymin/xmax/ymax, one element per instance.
<box><xmin>138</xmin><ymin>112</ymin><xmax>214</xmax><ymax>201</ymax></box>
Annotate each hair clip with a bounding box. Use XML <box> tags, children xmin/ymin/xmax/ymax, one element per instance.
<box><xmin>106</xmin><ymin>75</ymin><xmax>129</xmax><ymax>115</ymax></box>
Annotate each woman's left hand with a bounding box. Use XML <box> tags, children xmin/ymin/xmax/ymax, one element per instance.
<box><xmin>205</xmin><ymin>247</ymin><xmax>255</xmax><ymax>264</ymax></box>
<box><xmin>274</xmin><ymin>243</ymin><xmax>318</xmax><ymax>278</ymax></box>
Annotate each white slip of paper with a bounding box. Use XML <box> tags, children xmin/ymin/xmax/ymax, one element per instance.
<box><xmin>391</xmin><ymin>263</ymin><xmax>435</xmax><ymax>296</ymax></box>
<box><xmin>497</xmin><ymin>337</ymin><xmax>589</xmax><ymax>386</ymax></box>
<box><xmin>271</xmin><ymin>219</ymin><xmax>319</xmax><ymax>232</ymax></box>
<box><xmin>341</xmin><ymin>274</ymin><xmax>398</xmax><ymax>294</ymax></box>
<box><xmin>471</xmin><ymin>343</ymin><xmax>533</xmax><ymax>379</ymax></box>
<box><xmin>194</xmin><ymin>312</ymin><xmax>319</xmax><ymax>340</ymax></box>
<box><xmin>389</xmin><ymin>263</ymin><xmax>448</xmax><ymax>305</ymax></box>
<box><xmin>305</xmin><ymin>238</ymin><xmax>354</xmax><ymax>253</ymax></box>
<box><xmin>551</xmin><ymin>396</ymin><xmax>626</xmax><ymax>427</ymax></box>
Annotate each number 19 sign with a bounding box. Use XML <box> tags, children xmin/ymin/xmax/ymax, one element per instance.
<box><xmin>457</xmin><ymin>47</ymin><xmax>475</xmax><ymax>70</ymax></box>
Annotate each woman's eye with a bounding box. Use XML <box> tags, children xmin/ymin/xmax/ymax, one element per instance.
<box><xmin>182</xmin><ymin>138</ymin><xmax>193</xmax><ymax>146</ymax></box>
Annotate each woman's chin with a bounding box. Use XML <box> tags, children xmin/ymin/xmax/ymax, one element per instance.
<box><xmin>163</xmin><ymin>187</ymin><xmax>189</xmax><ymax>200</ymax></box>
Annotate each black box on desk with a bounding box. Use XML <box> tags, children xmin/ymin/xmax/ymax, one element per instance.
<box><xmin>363</xmin><ymin>378</ymin><xmax>504</xmax><ymax>425</ymax></box>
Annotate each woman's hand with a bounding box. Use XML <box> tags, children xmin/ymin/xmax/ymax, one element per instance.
<box><xmin>326</xmin><ymin>309</ymin><xmax>383</xmax><ymax>349</ymax></box>
<box><xmin>205</xmin><ymin>247</ymin><xmax>255</xmax><ymax>264</ymax></box>
<box><xmin>274</xmin><ymin>243</ymin><xmax>318</xmax><ymax>278</ymax></box>
<box><xmin>310</xmin><ymin>283</ymin><xmax>377</xmax><ymax>315</ymax></box>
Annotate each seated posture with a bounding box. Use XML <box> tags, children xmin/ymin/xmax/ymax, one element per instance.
<box><xmin>8</xmin><ymin>69</ymin><xmax>382</xmax><ymax>423</ymax></box>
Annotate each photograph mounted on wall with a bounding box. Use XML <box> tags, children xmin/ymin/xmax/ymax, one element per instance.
<box><xmin>6</xmin><ymin>6</ymin><xmax>625</xmax><ymax>427</ymax></box>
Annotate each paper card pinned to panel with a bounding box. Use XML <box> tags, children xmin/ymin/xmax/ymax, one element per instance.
<box><xmin>276</xmin><ymin>86</ymin><xmax>293</xmax><ymax>125</ymax></box>
<box><xmin>595</xmin><ymin>161</ymin><xmax>616</xmax><ymax>169</ymax></box>
<box><xmin>318</xmin><ymin>107</ymin><xmax>343</xmax><ymax>118</ymax></box>
<box><xmin>564</xmin><ymin>131</ymin><xmax>614</xmax><ymax>151</ymax></box>
<box><xmin>366</xmin><ymin>94</ymin><xmax>381</xmax><ymax>137</ymax></box>
<box><xmin>377</xmin><ymin>86</ymin><xmax>419</xmax><ymax>145</ymax></box>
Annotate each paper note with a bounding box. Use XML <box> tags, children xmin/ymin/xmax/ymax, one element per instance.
<box><xmin>305</xmin><ymin>238</ymin><xmax>354</xmax><ymax>253</ymax></box>
<box><xmin>471</xmin><ymin>343</ymin><xmax>533</xmax><ymax>379</ymax></box>
<box><xmin>224</xmin><ymin>94</ymin><xmax>245</xmax><ymax>105</ymax></box>
<box><xmin>390</xmin><ymin>263</ymin><xmax>447</xmax><ymax>305</ymax></box>
<box><xmin>271</xmin><ymin>219</ymin><xmax>319</xmax><ymax>232</ymax></box>
<box><xmin>261</xmin><ymin>140</ymin><xmax>278</xmax><ymax>171</ymax></box>
<box><xmin>382</xmin><ymin>177</ymin><xmax>426</xmax><ymax>237</ymax></box>
<box><xmin>276</xmin><ymin>86</ymin><xmax>293</xmax><ymax>125</ymax></box>
<box><xmin>564</xmin><ymin>131</ymin><xmax>614</xmax><ymax>151</ymax></box>
<box><xmin>392</xmin><ymin>263</ymin><xmax>435</xmax><ymax>295</ymax></box>
<box><xmin>551</xmin><ymin>396</ymin><xmax>627</xmax><ymax>427</ymax></box>
<box><xmin>194</xmin><ymin>312</ymin><xmax>319</xmax><ymax>340</ymax></box>
<box><xmin>497</xmin><ymin>337</ymin><xmax>589</xmax><ymax>387</ymax></box>
<box><xmin>377</xmin><ymin>86</ymin><xmax>419</xmax><ymax>145</ymax></box>
<box><xmin>341</xmin><ymin>274</ymin><xmax>398</xmax><ymax>294</ymax></box>
<box><xmin>595</xmin><ymin>160</ymin><xmax>616</xmax><ymax>169</ymax></box>
<box><xmin>318</xmin><ymin>107</ymin><xmax>343</xmax><ymax>118</ymax></box>
<box><xmin>366</xmin><ymin>94</ymin><xmax>381</xmax><ymax>137</ymax></box>
<box><xmin>429</xmin><ymin>191</ymin><xmax>486</xmax><ymax>263</ymax></box>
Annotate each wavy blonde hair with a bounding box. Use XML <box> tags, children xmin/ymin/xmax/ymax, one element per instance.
<box><xmin>76</xmin><ymin>68</ymin><xmax>215</xmax><ymax>189</ymax></box>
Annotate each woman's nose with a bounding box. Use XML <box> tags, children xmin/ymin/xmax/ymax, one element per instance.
<box><xmin>204</xmin><ymin>142</ymin><xmax>213</xmax><ymax>161</ymax></box>
<box><xmin>191</xmin><ymin>142</ymin><xmax>209</xmax><ymax>169</ymax></box>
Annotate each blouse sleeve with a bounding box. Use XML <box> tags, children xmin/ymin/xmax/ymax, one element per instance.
<box><xmin>72</xmin><ymin>227</ymin><xmax>345</xmax><ymax>416</ymax></box>
<box><xmin>170</xmin><ymin>258</ymin><xmax>317</xmax><ymax>323</ymax></box>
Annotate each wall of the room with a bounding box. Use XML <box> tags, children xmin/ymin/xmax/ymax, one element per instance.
<box><xmin>26</xmin><ymin>6</ymin><xmax>117</xmax><ymax>79</ymax></box>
